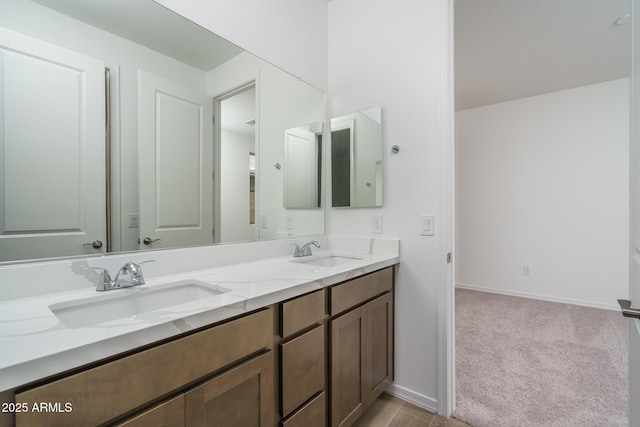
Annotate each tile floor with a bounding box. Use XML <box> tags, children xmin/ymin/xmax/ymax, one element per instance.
<box><xmin>353</xmin><ymin>393</ymin><xmax>471</xmax><ymax>427</ymax></box>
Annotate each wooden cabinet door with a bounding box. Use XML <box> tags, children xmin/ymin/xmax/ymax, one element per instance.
<box><xmin>185</xmin><ymin>351</ymin><xmax>274</xmax><ymax>427</ymax></box>
<box><xmin>281</xmin><ymin>324</ymin><xmax>325</xmax><ymax>417</ymax></box>
<box><xmin>330</xmin><ymin>307</ymin><xmax>365</xmax><ymax>427</ymax></box>
<box><xmin>115</xmin><ymin>395</ymin><xmax>185</xmax><ymax>427</ymax></box>
<box><xmin>330</xmin><ymin>291</ymin><xmax>394</xmax><ymax>427</ymax></box>
<box><xmin>364</xmin><ymin>292</ymin><xmax>393</xmax><ymax>405</ymax></box>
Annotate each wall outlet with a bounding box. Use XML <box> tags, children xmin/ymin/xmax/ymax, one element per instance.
<box><xmin>260</xmin><ymin>214</ymin><xmax>268</xmax><ymax>229</ymax></box>
<box><xmin>286</xmin><ymin>214</ymin><xmax>294</xmax><ymax>230</ymax></box>
<box><xmin>371</xmin><ymin>214</ymin><xmax>383</xmax><ymax>234</ymax></box>
<box><xmin>523</xmin><ymin>266</ymin><xmax>532</xmax><ymax>276</ymax></box>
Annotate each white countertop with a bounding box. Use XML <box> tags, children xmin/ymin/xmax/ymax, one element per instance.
<box><xmin>0</xmin><ymin>244</ymin><xmax>399</xmax><ymax>392</ymax></box>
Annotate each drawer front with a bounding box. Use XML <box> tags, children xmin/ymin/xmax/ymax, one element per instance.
<box><xmin>280</xmin><ymin>324</ymin><xmax>325</xmax><ymax>417</ymax></box>
<box><xmin>281</xmin><ymin>289</ymin><xmax>325</xmax><ymax>338</ymax></box>
<box><xmin>281</xmin><ymin>392</ymin><xmax>326</xmax><ymax>427</ymax></box>
<box><xmin>15</xmin><ymin>308</ymin><xmax>273</xmax><ymax>427</ymax></box>
<box><xmin>330</xmin><ymin>267</ymin><xmax>393</xmax><ymax>315</ymax></box>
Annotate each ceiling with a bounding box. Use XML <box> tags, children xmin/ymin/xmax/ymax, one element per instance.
<box><xmin>35</xmin><ymin>0</ymin><xmax>630</xmax><ymax>112</ymax></box>
<box><xmin>33</xmin><ymin>0</ymin><xmax>244</xmax><ymax>71</ymax></box>
<box><xmin>455</xmin><ymin>0</ymin><xmax>631</xmax><ymax>111</ymax></box>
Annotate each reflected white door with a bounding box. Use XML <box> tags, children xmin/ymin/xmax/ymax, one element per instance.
<box><xmin>629</xmin><ymin>3</ymin><xmax>640</xmax><ymax>424</ymax></box>
<box><xmin>138</xmin><ymin>70</ymin><xmax>213</xmax><ymax>249</ymax></box>
<box><xmin>284</xmin><ymin>127</ymin><xmax>318</xmax><ymax>209</ymax></box>
<box><xmin>0</xmin><ymin>27</ymin><xmax>106</xmax><ymax>262</ymax></box>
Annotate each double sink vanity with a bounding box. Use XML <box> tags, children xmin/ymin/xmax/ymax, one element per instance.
<box><xmin>0</xmin><ymin>236</ymin><xmax>399</xmax><ymax>427</ymax></box>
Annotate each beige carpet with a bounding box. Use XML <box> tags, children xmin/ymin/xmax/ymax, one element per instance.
<box><xmin>452</xmin><ymin>288</ymin><xmax>628</xmax><ymax>427</ymax></box>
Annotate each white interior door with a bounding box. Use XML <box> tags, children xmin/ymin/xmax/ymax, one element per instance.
<box><xmin>629</xmin><ymin>3</ymin><xmax>640</xmax><ymax>424</ymax></box>
<box><xmin>138</xmin><ymin>70</ymin><xmax>213</xmax><ymax>249</ymax></box>
<box><xmin>284</xmin><ymin>127</ymin><xmax>318</xmax><ymax>209</ymax></box>
<box><xmin>0</xmin><ymin>27</ymin><xmax>106</xmax><ymax>262</ymax></box>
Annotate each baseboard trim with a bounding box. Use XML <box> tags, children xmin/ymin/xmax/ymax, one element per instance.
<box><xmin>455</xmin><ymin>283</ymin><xmax>619</xmax><ymax>311</ymax></box>
<box><xmin>385</xmin><ymin>383</ymin><xmax>439</xmax><ymax>413</ymax></box>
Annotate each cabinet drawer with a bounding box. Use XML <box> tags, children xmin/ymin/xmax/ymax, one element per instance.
<box><xmin>15</xmin><ymin>308</ymin><xmax>273</xmax><ymax>427</ymax></box>
<box><xmin>280</xmin><ymin>324</ymin><xmax>325</xmax><ymax>417</ymax></box>
<box><xmin>281</xmin><ymin>392</ymin><xmax>326</xmax><ymax>427</ymax></box>
<box><xmin>281</xmin><ymin>289</ymin><xmax>325</xmax><ymax>338</ymax></box>
<box><xmin>330</xmin><ymin>267</ymin><xmax>393</xmax><ymax>315</ymax></box>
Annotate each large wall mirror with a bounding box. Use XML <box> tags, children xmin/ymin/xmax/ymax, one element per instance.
<box><xmin>0</xmin><ymin>0</ymin><xmax>325</xmax><ymax>263</ymax></box>
<box><xmin>331</xmin><ymin>107</ymin><xmax>382</xmax><ymax>208</ymax></box>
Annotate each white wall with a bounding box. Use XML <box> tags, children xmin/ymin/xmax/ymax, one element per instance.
<box><xmin>456</xmin><ymin>79</ymin><xmax>629</xmax><ymax>310</ymax></box>
<box><xmin>155</xmin><ymin>0</ymin><xmax>328</xmax><ymax>91</ymax></box>
<box><xmin>328</xmin><ymin>0</ymin><xmax>452</xmax><ymax>411</ymax></box>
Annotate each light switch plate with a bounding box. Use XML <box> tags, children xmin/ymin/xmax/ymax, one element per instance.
<box><xmin>421</xmin><ymin>214</ymin><xmax>434</xmax><ymax>236</ymax></box>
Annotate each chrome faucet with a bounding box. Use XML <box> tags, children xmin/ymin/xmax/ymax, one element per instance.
<box><xmin>85</xmin><ymin>261</ymin><xmax>154</xmax><ymax>291</ymax></box>
<box><xmin>292</xmin><ymin>241</ymin><xmax>320</xmax><ymax>257</ymax></box>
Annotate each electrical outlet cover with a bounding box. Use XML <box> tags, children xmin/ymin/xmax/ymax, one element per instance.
<box><xmin>371</xmin><ymin>214</ymin><xmax>383</xmax><ymax>234</ymax></box>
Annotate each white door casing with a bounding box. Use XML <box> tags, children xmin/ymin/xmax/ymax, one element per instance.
<box><xmin>629</xmin><ymin>2</ymin><xmax>640</xmax><ymax>425</ymax></box>
<box><xmin>138</xmin><ymin>70</ymin><xmax>213</xmax><ymax>249</ymax></box>
<box><xmin>0</xmin><ymin>27</ymin><xmax>106</xmax><ymax>262</ymax></box>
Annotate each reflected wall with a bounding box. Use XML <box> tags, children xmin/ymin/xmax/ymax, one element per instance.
<box><xmin>0</xmin><ymin>0</ymin><xmax>325</xmax><ymax>263</ymax></box>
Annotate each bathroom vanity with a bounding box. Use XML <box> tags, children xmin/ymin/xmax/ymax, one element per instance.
<box><xmin>0</xmin><ymin>237</ymin><xmax>398</xmax><ymax>427</ymax></box>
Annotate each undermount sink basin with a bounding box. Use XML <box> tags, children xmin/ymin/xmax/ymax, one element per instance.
<box><xmin>50</xmin><ymin>280</ymin><xmax>232</xmax><ymax>329</ymax></box>
<box><xmin>294</xmin><ymin>255</ymin><xmax>362</xmax><ymax>267</ymax></box>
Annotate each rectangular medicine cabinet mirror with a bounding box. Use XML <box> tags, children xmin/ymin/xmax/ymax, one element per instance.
<box><xmin>331</xmin><ymin>107</ymin><xmax>382</xmax><ymax>208</ymax></box>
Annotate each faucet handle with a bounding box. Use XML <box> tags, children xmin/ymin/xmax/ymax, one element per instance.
<box><xmin>291</xmin><ymin>241</ymin><xmax>320</xmax><ymax>257</ymax></box>
<box><xmin>291</xmin><ymin>243</ymin><xmax>309</xmax><ymax>257</ymax></box>
<box><xmin>117</xmin><ymin>260</ymin><xmax>154</xmax><ymax>286</ymax></box>
<box><xmin>83</xmin><ymin>267</ymin><xmax>112</xmax><ymax>291</ymax></box>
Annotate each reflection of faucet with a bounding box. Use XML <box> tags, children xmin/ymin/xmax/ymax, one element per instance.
<box><xmin>292</xmin><ymin>241</ymin><xmax>320</xmax><ymax>257</ymax></box>
<box><xmin>85</xmin><ymin>261</ymin><xmax>154</xmax><ymax>291</ymax></box>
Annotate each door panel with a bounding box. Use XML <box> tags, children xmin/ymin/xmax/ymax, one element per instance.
<box><xmin>284</xmin><ymin>127</ymin><xmax>318</xmax><ymax>208</ymax></box>
<box><xmin>185</xmin><ymin>351</ymin><xmax>273</xmax><ymax>427</ymax></box>
<box><xmin>138</xmin><ymin>70</ymin><xmax>213</xmax><ymax>249</ymax></box>
<box><xmin>0</xmin><ymin>27</ymin><xmax>105</xmax><ymax>261</ymax></box>
<box><xmin>630</xmin><ymin>2</ymin><xmax>640</xmax><ymax>425</ymax></box>
<box><xmin>365</xmin><ymin>292</ymin><xmax>393</xmax><ymax>404</ymax></box>
<box><xmin>330</xmin><ymin>307</ymin><xmax>365</xmax><ymax>427</ymax></box>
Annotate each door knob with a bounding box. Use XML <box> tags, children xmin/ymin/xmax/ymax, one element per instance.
<box><xmin>142</xmin><ymin>237</ymin><xmax>162</xmax><ymax>245</ymax></box>
<box><xmin>617</xmin><ymin>299</ymin><xmax>640</xmax><ymax>319</ymax></box>
<box><xmin>83</xmin><ymin>240</ymin><xmax>103</xmax><ymax>249</ymax></box>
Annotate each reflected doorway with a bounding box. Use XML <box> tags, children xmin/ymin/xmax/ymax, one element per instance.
<box><xmin>214</xmin><ymin>84</ymin><xmax>257</xmax><ymax>243</ymax></box>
